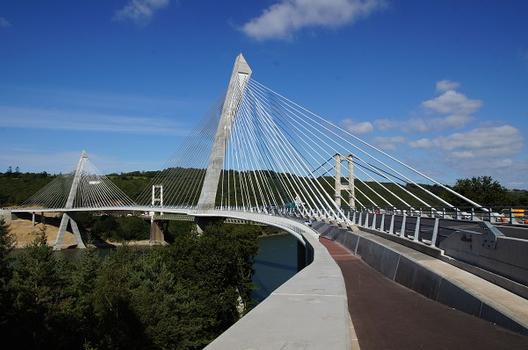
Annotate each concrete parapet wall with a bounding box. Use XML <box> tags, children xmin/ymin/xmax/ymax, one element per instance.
<box><xmin>315</xmin><ymin>222</ymin><xmax>528</xmax><ymax>335</ymax></box>
<box><xmin>440</xmin><ymin>232</ymin><xmax>528</xmax><ymax>286</ymax></box>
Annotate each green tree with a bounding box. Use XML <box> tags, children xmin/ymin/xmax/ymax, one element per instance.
<box><xmin>0</xmin><ymin>219</ymin><xmax>14</xmax><ymax>335</ymax></box>
<box><xmin>8</xmin><ymin>232</ymin><xmax>77</xmax><ymax>348</ymax></box>
<box><xmin>116</xmin><ymin>216</ymin><xmax>150</xmax><ymax>240</ymax></box>
<box><xmin>91</xmin><ymin>247</ymin><xmax>152</xmax><ymax>349</ymax></box>
<box><xmin>450</xmin><ymin>176</ymin><xmax>509</xmax><ymax>207</ymax></box>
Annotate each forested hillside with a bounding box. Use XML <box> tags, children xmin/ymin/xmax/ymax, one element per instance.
<box><xmin>1</xmin><ymin>169</ymin><xmax>526</xmax><ymax>209</ymax></box>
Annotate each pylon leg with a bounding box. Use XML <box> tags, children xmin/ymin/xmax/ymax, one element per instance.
<box><xmin>70</xmin><ymin>218</ymin><xmax>86</xmax><ymax>249</ymax></box>
<box><xmin>54</xmin><ymin>213</ymin><xmax>69</xmax><ymax>250</ymax></box>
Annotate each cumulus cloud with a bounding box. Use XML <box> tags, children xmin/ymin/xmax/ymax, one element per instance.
<box><xmin>241</xmin><ymin>0</ymin><xmax>385</xmax><ymax>40</ymax></box>
<box><xmin>373</xmin><ymin>118</ymin><xmax>396</xmax><ymax>130</ymax></box>
<box><xmin>409</xmin><ymin>125</ymin><xmax>525</xmax><ymax>186</ymax></box>
<box><xmin>373</xmin><ymin>136</ymin><xmax>406</xmax><ymax>151</ymax></box>
<box><xmin>435</xmin><ymin>80</ymin><xmax>460</xmax><ymax>93</ymax></box>
<box><xmin>408</xmin><ymin>138</ymin><xmax>433</xmax><ymax>149</ymax></box>
<box><xmin>369</xmin><ymin>80</ymin><xmax>482</xmax><ymax>133</ymax></box>
<box><xmin>114</xmin><ymin>0</ymin><xmax>170</xmax><ymax>25</ymax></box>
<box><xmin>422</xmin><ymin>90</ymin><xmax>481</xmax><ymax>116</ymax></box>
<box><xmin>0</xmin><ymin>17</ymin><xmax>11</xmax><ymax>28</ymax></box>
<box><xmin>409</xmin><ymin>125</ymin><xmax>523</xmax><ymax>159</ymax></box>
<box><xmin>342</xmin><ymin>118</ymin><xmax>374</xmax><ymax>134</ymax></box>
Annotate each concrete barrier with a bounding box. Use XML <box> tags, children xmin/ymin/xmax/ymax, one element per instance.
<box><xmin>316</xmin><ymin>222</ymin><xmax>528</xmax><ymax>335</ymax></box>
<box><xmin>440</xmin><ymin>232</ymin><xmax>528</xmax><ymax>286</ymax></box>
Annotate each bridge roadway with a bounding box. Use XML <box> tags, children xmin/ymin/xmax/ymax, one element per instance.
<box><xmin>321</xmin><ymin>236</ymin><xmax>528</xmax><ymax>349</ymax></box>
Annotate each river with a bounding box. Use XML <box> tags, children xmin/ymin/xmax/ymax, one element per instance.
<box><xmin>251</xmin><ymin>233</ymin><xmax>298</xmax><ymax>302</ymax></box>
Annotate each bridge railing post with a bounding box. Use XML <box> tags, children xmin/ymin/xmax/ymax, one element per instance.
<box><xmin>389</xmin><ymin>214</ymin><xmax>395</xmax><ymax>235</ymax></box>
<box><xmin>371</xmin><ymin>213</ymin><xmax>377</xmax><ymax>230</ymax></box>
<box><xmin>431</xmin><ymin>218</ymin><xmax>440</xmax><ymax>247</ymax></box>
<box><xmin>413</xmin><ymin>216</ymin><xmax>421</xmax><ymax>242</ymax></box>
<box><xmin>380</xmin><ymin>213</ymin><xmax>385</xmax><ymax>232</ymax></box>
<box><xmin>399</xmin><ymin>214</ymin><xmax>406</xmax><ymax>237</ymax></box>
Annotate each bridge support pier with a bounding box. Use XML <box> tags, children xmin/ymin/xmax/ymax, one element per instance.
<box><xmin>149</xmin><ymin>219</ymin><xmax>167</xmax><ymax>245</ymax></box>
<box><xmin>54</xmin><ymin>213</ymin><xmax>86</xmax><ymax>250</ymax></box>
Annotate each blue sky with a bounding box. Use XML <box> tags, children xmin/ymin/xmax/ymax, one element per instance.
<box><xmin>0</xmin><ymin>0</ymin><xmax>527</xmax><ymax>188</ymax></box>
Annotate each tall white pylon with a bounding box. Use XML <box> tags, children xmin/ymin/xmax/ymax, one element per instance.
<box><xmin>53</xmin><ymin>151</ymin><xmax>87</xmax><ymax>250</ymax></box>
<box><xmin>197</xmin><ymin>53</ymin><xmax>252</xmax><ymax>210</ymax></box>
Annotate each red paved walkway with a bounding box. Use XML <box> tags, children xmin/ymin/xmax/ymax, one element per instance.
<box><xmin>320</xmin><ymin>237</ymin><xmax>528</xmax><ymax>350</ymax></box>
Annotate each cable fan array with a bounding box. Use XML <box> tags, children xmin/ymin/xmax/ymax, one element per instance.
<box><xmin>224</xmin><ymin>78</ymin><xmax>484</xmax><ymax>215</ymax></box>
<box><xmin>19</xmin><ymin>156</ymin><xmax>136</xmax><ymax>209</ymax></box>
<box><xmin>135</xmin><ymin>100</ymin><xmax>223</xmax><ymax>207</ymax></box>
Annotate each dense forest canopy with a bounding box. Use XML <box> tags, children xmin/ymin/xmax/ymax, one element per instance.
<box><xmin>0</xmin><ymin>219</ymin><xmax>261</xmax><ymax>349</ymax></box>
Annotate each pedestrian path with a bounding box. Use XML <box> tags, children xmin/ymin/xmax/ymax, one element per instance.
<box><xmin>320</xmin><ymin>236</ymin><xmax>528</xmax><ymax>350</ymax></box>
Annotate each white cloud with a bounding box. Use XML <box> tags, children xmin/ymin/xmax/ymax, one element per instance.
<box><xmin>342</xmin><ymin>118</ymin><xmax>374</xmax><ymax>134</ymax></box>
<box><xmin>409</xmin><ymin>125</ymin><xmax>526</xmax><ymax>187</ymax></box>
<box><xmin>409</xmin><ymin>125</ymin><xmax>523</xmax><ymax>158</ymax></box>
<box><xmin>114</xmin><ymin>0</ymin><xmax>170</xmax><ymax>24</ymax></box>
<box><xmin>374</xmin><ymin>118</ymin><xmax>396</xmax><ymax>130</ymax></box>
<box><xmin>409</xmin><ymin>138</ymin><xmax>433</xmax><ymax>149</ymax></box>
<box><xmin>241</xmin><ymin>0</ymin><xmax>385</xmax><ymax>40</ymax></box>
<box><xmin>373</xmin><ymin>136</ymin><xmax>405</xmax><ymax>151</ymax></box>
<box><xmin>0</xmin><ymin>17</ymin><xmax>11</xmax><ymax>28</ymax></box>
<box><xmin>0</xmin><ymin>105</ymin><xmax>188</xmax><ymax>135</ymax></box>
<box><xmin>373</xmin><ymin>81</ymin><xmax>482</xmax><ymax>133</ymax></box>
<box><xmin>435</xmin><ymin>80</ymin><xmax>460</xmax><ymax>93</ymax></box>
<box><xmin>422</xmin><ymin>89</ymin><xmax>482</xmax><ymax>116</ymax></box>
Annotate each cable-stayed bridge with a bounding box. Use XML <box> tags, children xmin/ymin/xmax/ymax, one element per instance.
<box><xmin>5</xmin><ymin>54</ymin><xmax>521</xmax><ymax>244</ymax></box>
<box><xmin>3</xmin><ymin>54</ymin><xmax>528</xmax><ymax>347</ymax></box>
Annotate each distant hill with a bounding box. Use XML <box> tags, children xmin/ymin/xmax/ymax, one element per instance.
<box><xmin>1</xmin><ymin>170</ymin><xmax>526</xmax><ymax>209</ymax></box>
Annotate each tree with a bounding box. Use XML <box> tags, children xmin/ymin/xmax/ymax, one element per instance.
<box><xmin>450</xmin><ymin>176</ymin><xmax>509</xmax><ymax>207</ymax></box>
<box><xmin>0</xmin><ymin>219</ymin><xmax>14</xmax><ymax>334</ymax></box>
<box><xmin>7</xmin><ymin>231</ymin><xmax>77</xmax><ymax>348</ymax></box>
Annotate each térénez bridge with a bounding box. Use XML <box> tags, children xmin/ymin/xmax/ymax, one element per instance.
<box><xmin>3</xmin><ymin>54</ymin><xmax>528</xmax><ymax>349</ymax></box>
